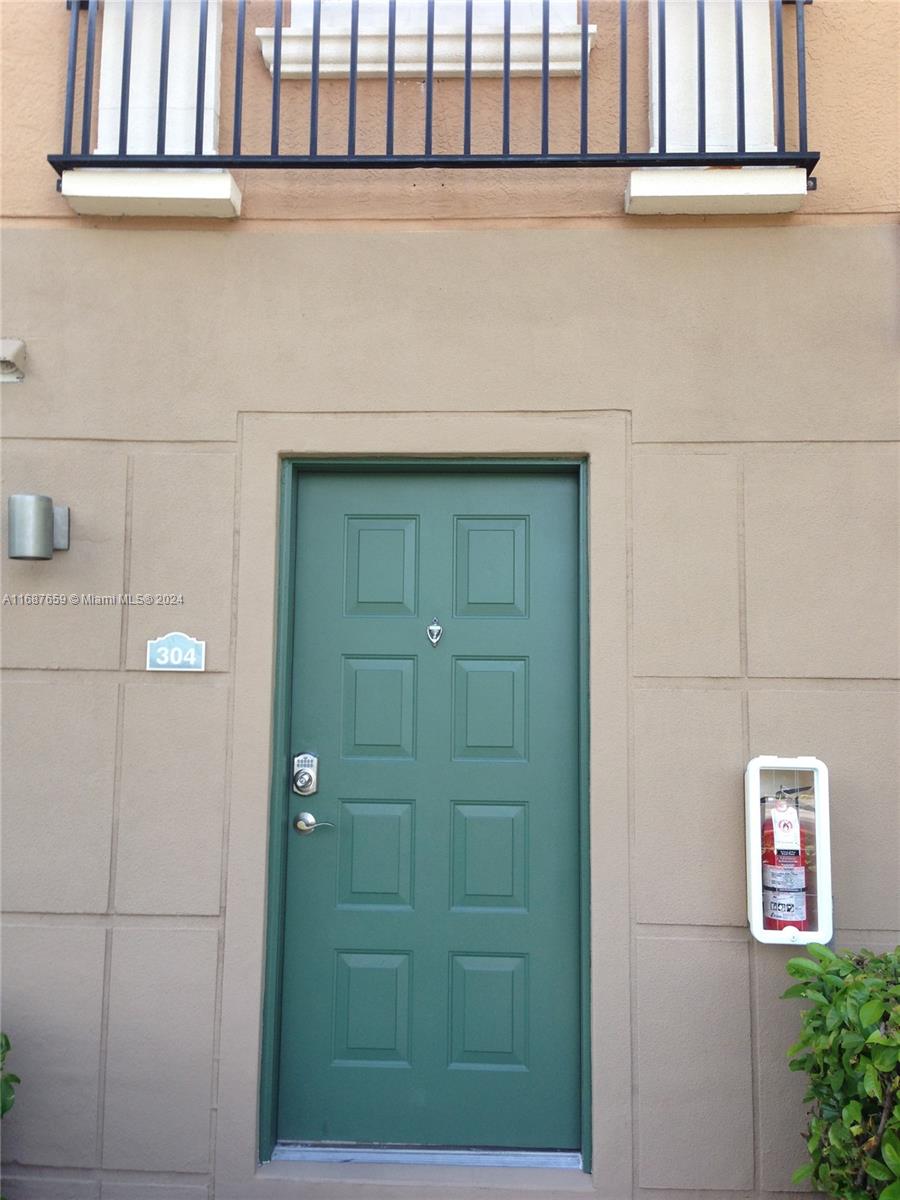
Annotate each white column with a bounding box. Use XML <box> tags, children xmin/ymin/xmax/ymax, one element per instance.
<box><xmin>97</xmin><ymin>0</ymin><xmax>223</xmax><ymax>155</ymax></box>
<box><xmin>648</xmin><ymin>0</ymin><xmax>775</xmax><ymax>153</ymax></box>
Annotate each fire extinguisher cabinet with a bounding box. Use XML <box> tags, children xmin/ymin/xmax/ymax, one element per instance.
<box><xmin>746</xmin><ymin>756</ymin><xmax>833</xmax><ymax>945</ymax></box>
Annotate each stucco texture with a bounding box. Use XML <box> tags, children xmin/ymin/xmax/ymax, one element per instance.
<box><xmin>1</xmin><ymin>0</ymin><xmax>898</xmax><ymax>1194</ymax></box>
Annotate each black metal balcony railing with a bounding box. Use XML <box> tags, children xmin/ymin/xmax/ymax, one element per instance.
<box><xmin>49</xmin><ymin>0</ymin><xmax>818</xmax><ymax>177</ymax></box>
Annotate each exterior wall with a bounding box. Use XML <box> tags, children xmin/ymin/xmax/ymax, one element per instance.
<box><xmin>2</xmin><ymin>0</ymin><xmax>899</xmax><ymax>221</ymax></box>
<box><xmin>1</xmin><ymin>3</ymin><xmax>898</xmax><ymax>1200</ymax></box>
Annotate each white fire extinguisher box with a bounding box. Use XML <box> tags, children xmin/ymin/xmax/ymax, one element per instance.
<box><xmin>746</xmin><ymin>756</ymin><xmax>833</xmax><ymax>945</ymax></box>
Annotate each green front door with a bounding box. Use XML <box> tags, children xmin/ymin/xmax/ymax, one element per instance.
<box><xmin>275</xmin><ymin>467</ymin><xmax>583</xmax><ymax>1151</ymax></box>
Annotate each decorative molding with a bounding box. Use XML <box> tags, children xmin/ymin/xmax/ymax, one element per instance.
<box><xmin>625</xmin><ymin>167</ymin><xmax>808</xmax><ymax>215</ymax></box>
<box><xmin>60</xmin><ymin>169</ymin><xmax>242</xmax><ymax>218</ymax></box>
<box><xmin>255</xmin><ymin>25</ymin><xmax>596</xmax><ymax>79</ymax></box>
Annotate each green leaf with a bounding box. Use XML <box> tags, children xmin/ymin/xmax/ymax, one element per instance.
<box><xmin>828</xmin><ymin>1121</ymin><xmax>852</xmax><ymax>1148</ymax></box>
<box><xmin>807</xmin><ymin>943</ymin><xmax>839</xmax><ymax>963</ymax></box>
<box><xmin>792</xmin><ymin>1163</ymin><xmax>814</xmax><ymax>1184</ymax></box>
<box><xmin>879</xmin><ymin>1180</ymin><xmax>900</xmax><ymax>1200</ymax></box>
<box><xmin>872</xmin><ymin>1044</ymin><xmax>899</xmax><ymax>1072</ymax></box>
<box><xmin>782</xmin><ymin>984</ymin><xmax>811</xmax><ymax>1000</ymax></box>
<box><xmin>842</xmin><ymin>1100</ymin><xmax>863</xmax><ymax>1125</ymax></box>
<box><xmin>863</xmin><ymin>1061</ymin><xmax>883</xmax><ymax>1100</ymax></box>
<box><xmin>860</xmin><ymin>998</ymin><xmax>885</xmax><ymax>1027</ymax></box>
<box><xmin>865</xmin><ymin>1157</ymin><xmax>894</xmax><ymax>1181</ymax></box>
<box><xmin>883</xmin><ymin>1131</ymin><xmax>900</xmax><ymax>1177</ymax></box>
<box><xmin>788</xmin><ymin>958</ymin><xmax>824</xmax><ymax>979</ymax></box>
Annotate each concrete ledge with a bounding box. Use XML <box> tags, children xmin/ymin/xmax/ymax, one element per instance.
<box><xmin>60</xmin><ymin>169</ymin><xmax>242</xmax><ymax>218</ymax></box>
<box><xmin>625</xmin><ymin>167</ymin><xmax>808</xmax><ymax>215</ymax></box>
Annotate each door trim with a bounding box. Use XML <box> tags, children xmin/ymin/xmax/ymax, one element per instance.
<box><xmin>259</xmin><ymin>458</ymin><xmax>592</xmax><ymax>1169</ymax></box>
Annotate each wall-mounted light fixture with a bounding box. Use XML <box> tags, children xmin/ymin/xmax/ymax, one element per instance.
<box><xmin>7</xmin><ymin>495</ymin><xmax>70</xmax><ymax>560</ymax></box>
<box><xmin>0</xmin><ymin>339</ymin><xmax>26</xmax><ymax>383</ymax></box>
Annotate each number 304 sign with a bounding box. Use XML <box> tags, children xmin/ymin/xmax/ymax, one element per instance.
<box><xmin>146</xmin><ymin>631</ymin><xmax>206</xmax><ymax>672</ymax></box>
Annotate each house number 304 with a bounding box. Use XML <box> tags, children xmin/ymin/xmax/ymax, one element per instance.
<box><xmin>146</xmin><ymin>631</ymin><xmax>206</xmax><ymax>672</ymax></box>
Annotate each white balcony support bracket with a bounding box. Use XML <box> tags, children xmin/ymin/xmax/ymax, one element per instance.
<box><xmin>61</xmin><ymin>168</ymin><xmax>242</xmax><ymax>218</ymax></box>
<box><xmin>625</xmin><ymin>166</ymin><xmax>807</xmax><ymax>213</ymax></box>
<box><xmin>257</xmin><ymin>1</ymin><xmax>596</xmax><ymax>79</ymax></box>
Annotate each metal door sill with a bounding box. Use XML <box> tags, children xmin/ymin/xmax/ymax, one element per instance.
<box><xmin>271</xmin><ymin>1144</ymin><xmax>582</xmax><ymax>1169</ymax></box>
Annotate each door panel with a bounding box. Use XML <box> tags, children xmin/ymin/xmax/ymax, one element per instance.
<box><xmin>276</xmin><ymin>469</ymin><xmax>581</xmax><ymax>1150</ymax></box>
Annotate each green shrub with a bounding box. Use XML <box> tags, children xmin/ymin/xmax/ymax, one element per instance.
<box><xmin>0</xmin><ymin>1033</ymin><xmax>19</xmax><ymax>1118</ymax></box>
<box><xmin>784</xmin><ymin>944</ymin><xmax>900</xmax><ymax>1198</ymax></box>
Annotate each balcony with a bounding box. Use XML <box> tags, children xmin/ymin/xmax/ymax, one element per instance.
<box><xmin>49</xmin><ymin>0</ymin><xmax>818</xmax><ymax>217</ymax></box>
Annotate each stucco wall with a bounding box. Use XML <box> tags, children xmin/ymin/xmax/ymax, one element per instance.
<box><xmin>1</xmin><ymin>223</ymin><xmax>898</xmax><ymax>1200</ymax></box>
<box><xmin>1</xmin><ymin>0</ymin><xmax>899</xmax><ymax>1197</ymax></box>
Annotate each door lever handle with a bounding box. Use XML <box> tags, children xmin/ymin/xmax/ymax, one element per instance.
<box><xmin>294</xmin><ymin>811</ymin><xmax>335</xmax><ymax>835</ymax></box>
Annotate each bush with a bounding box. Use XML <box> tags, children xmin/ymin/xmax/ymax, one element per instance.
<box><xmin>784</xmin><ymin>944</ymin><xmax>900</xmax><ymax>1198</ymax></box>
<box><xmin>0</xmin><ymin>1033</ymin><xmax>19</xmax><ymax>1118</ymax></box>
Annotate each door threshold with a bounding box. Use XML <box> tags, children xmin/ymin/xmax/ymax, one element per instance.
<box><xmin>272</xmin><ymin>1144</ymin><xmax>582</xmax><ymax>1169</ymax></box>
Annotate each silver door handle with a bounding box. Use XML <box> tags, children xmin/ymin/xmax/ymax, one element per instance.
<box><xmin>294</xmin><ymin>811</ymin><xmax>335</xmax><ymax>835</ymax></box>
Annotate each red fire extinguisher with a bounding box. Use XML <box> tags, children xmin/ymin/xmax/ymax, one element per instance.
<box><xmin>762</xmin><ymin>789</ymin><xmax>808</xmax><ymax>931</ymax></box>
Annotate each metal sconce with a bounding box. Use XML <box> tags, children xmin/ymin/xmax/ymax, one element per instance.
<box><xmin>7</xmin><ymin>495</ymin><xmax>70</xmax><ymax>560</ymax></box>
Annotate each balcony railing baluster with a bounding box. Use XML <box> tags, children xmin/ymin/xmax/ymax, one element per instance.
<box><xmin>796</xmin><ymin>0</ymin><xmax>809</xmax><ymax>152</ymax></box>
<box><xmin>463</xmin><ymin>0</ymin><xmax>473</xmax><ymax>155</ymax></box>
<box><xmin>502</xmin><ymin>0</ymin><xmax>511</xmax><ymax>156</ymax></box>
<box><xmin>118</xmin><ymin>0</ymin><xmax>134</xmax><ymax>156</ymax></box>
<box><xmin>618</xmin><ymin>0</ymin><xmax>628</xmax><ymax>153</ymax></box>
<box><xmin>195</xmin><ymin>0</ymin><xmax>209</xmax><ymax>155</ymax></box>
<box><xmin>81</xmin><ymin>0</ymin><xmax>99</xmax><ymax>155</ymax></box>
<box><xmin>62</xmin><ymin>0</ymin><xmax>80</xmax><ymax>156</ymax></box>
<box><xmin>348</xmin><ymin>0</ymin><xmax>359</xmax><ymax>155</ymax></box>
<box><xmin>233</xmin><ymin>0</ymin><xmax>245</xmax><ymax>154</ymax></box>
<box><xmin>157</xmin><ymin>0</ymin><xmax>172</xmax><ymax>154</ymax></box>
<box><xmin>49</xmin><ymin>0</ymin><xmax>819</xmax><ymax>179</ymax></box>
<box><xmin>580</xmin><ymin>0</ymin><xmax>589</xmax><ymax>155</ymax></box>
<box><xmin>541</xmin><ymin>0</ymin><xmax>550</xmax><ymax>156</ymax></box>
<box><xmin>696</xmin><ymin>0</ymin><xmax>706</xmax><ymax>154</ymax></box>
<box><xmin>386</xmin><ymin>0</ymin><xmax>397</xmax><ymax>155</ymax></box>
<box><xmin>271</xmin><ymin>0</ymin><xmax>283</xmax><ymax>155</ymax></box>
<box><xmin>773</xmin><ymin>0</ymin><xmax>785</xmax><ymax>153</ymax></box>
<box><xmin>734</xmin><ymin>0</ymin><xmax>746</xmax><ymax>155</ymax></box>
<box><xmin>309</xmin><ymin>0</ymin><xmax>321</xmax><ymax>155</ymax></box>
<box><xmin>425</xmin><ymin>0</ymin><xmax>435</xmax><ymax>157</ymax></box>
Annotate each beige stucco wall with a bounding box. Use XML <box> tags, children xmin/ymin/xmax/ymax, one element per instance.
<box><xmin>1</xmin><ymin>224</ymin><xmax>898</xmax><ymax>1200</ymax></box>
<box><xmin>1</xmin><ymin>1</ymin><xmax>899</xmax><ymax>1198</ymax></box>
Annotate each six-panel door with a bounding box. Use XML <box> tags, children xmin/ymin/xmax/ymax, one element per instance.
<box><xmin>276</xmin><ymin>469</ymin><xmax>581</xmax><ymax>1150</ymax></box>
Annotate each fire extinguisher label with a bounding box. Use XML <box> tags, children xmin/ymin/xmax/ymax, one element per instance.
<box><xmin>763</xmin><ymin>890</ymin><xmax>807</xmax><ymax>922</ymax></box>
<box><xmin>762</xmin><ymin>863</ymin><xmax>806</xmax><ymax>890</ymax></box>
<box><xmin>772</xmin><ymin>806</ymin><xmax>801</xmax><ymax>852</ymax></box>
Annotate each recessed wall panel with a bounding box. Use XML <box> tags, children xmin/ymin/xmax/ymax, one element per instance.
<box><xmin>449</xmin><ymin>955</ymin><xmax>527</xmax><ymax>1070</ymax></box>
<box><xmin>333</xmin><ymin>952</ymin><xmax>410</xmax><ymax>1067</ymax></box>
<box><xmin>345</xmin><ymin>517</ymin><xmax>417</xmax><ymax>616</ymax></box>
<box><xmin>342</xmin><ymin>657</ymin><xmax>416</xmax><ymax>758</ymax></box>
<box><xmin>455</xmin><ymin>517</ymin><xmax>528</xmax><ymax>617</ymax></box>
<box><xmin>338</xmin><ymin>801</ymin><xmax>414</xmax><ymax>909</ymax></box>
<box><xmin>453</xmin><ymin>658</ymin><xmax>527</xmax><ymax>760</ymax></box>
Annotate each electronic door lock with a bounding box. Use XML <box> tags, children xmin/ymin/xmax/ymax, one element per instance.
<box><xmin>292</xmin><ymin>753</ymin><xmax>318</xmax><ymax>796</ymax></box>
